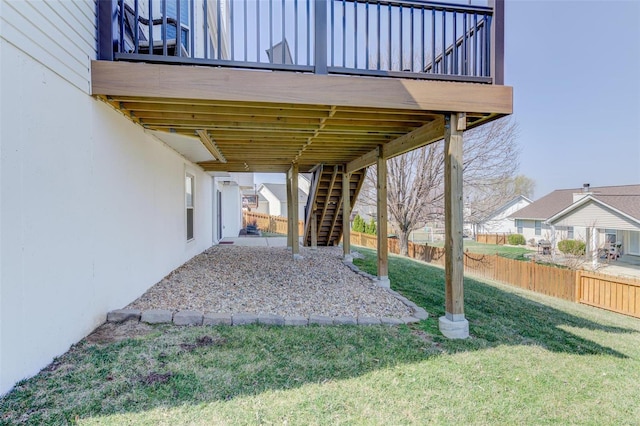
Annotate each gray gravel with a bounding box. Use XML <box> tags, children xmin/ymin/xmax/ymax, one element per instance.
<box><xmin>127</xmin><ymin>245</ymin><xmax>413</xmax><ymax>318</ymax></box>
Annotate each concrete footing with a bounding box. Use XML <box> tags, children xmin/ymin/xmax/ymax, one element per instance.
<box><xmin>438</xmin><ymin>316</ymin><xmax>469</xmax><ymax>339</ymax></box>
<box><xmin>376</xmin><ymin>277</ymin><xmax>391</xmax><ymax>288</ymax></box>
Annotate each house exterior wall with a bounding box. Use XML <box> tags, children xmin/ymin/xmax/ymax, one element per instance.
<box><xmin>0</xmin><ymin>6</ymin><xmax>215</xmax><ymax>395</ymax></box>
<box><xmin>478</xmin><ymin>198</ymin><xmax>531</xmax><ymax>234</ymax></box>
<box><xmin>514</xmin><ymin>219</ymin><xmax>553</xmax><ymax>243</ymax></box>
<box><xmin>260</xmin><ymin>188</ymin><xmax>283</xmax><ymax>217</ymax></box>
<box><xmin>552</xmin><ymin>202</ymin><xmax>640</xmax><ymax>232</ymax></box>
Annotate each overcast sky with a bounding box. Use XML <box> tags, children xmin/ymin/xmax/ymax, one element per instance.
<box><xmin>257</xmin><ymin>0</ymin><xmax>640</xmax><ymax>199</ymax></box>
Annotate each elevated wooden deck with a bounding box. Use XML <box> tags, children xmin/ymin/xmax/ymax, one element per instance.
<box><xmin>92</xmin><ymin>60</ymin><xmax>511</xmax><ymax>173</ymax></box>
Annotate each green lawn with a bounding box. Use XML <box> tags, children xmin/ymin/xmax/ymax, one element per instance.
<box><xmin>2</xmin><ymin>249</ymin><xmax>639</xmax><ymax>425</ymax></box>
<box><xmin>426</xmin><ymin>239</ymin><xmax>534</xmax><ymax>260</ymax></box>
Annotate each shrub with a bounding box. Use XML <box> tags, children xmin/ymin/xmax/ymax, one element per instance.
<box><xmin>507</xmin><ymin>234</ymin><xmax>526</xmax><ymax>245</ymax></box>
<box><xmin>365</xmin><ymin>218</ymin><xmax>377</xmax><ymax>235</ymax></box>
<box><xmin>557</xmin><ymin>239</ymin><xmax>586</xmax><ymax>255</ymax></box>
<box><xmin>352</xmin><ymin>214</ymin><xmax>366</xmax><ymax>233</ymax></box>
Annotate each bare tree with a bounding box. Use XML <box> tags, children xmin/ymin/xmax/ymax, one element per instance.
<box><xmin>355</xmin><ymin>116</ymin><xmax>520</xmax><ymax>256</ymax></box>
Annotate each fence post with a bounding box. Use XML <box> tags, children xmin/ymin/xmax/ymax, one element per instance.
<box><xmin>574</xmin><ymin>270</ymin><xmax>582</xmax><ymax>302</ymax></box>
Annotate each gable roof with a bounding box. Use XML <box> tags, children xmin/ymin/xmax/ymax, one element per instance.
<box><xmin>547</xmin><ymin>194</ymin><xmax>640</xmax><ymax>227</ymax></box>
<box><xmin>260</xmin><ymin>183</ymin><xmax>308</xmax><ymax>204</ymax></box>
<box><xmin>480</xmin><ymin>195</ymin><xmax>532</xmax><ymax>222</ymax></box>
<box><xmin>510</xmin><ymin>184</ymin><xmax>640</xmax><ymax>221</ymax></box>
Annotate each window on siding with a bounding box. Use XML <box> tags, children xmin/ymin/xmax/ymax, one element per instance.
<box><xmin>567</xmin><ymin>226</ymin><xmax>574</xmax><ymax>239</ymax></box>
<box><xmin>186</xmin><ymin>173</ymin><xmax>194</xmax><ymax>241</ymax></box>
<box><xmin>535</xmin><ymin>220</ymin><xmax>542</xmax><ymax>236</ymax></box>
<box><xmin>166</xmin><ymin>0</ymin><xmax>190</xmax><ymax>54</ymax></box>
<box><xmin>515</xmin><ymin>219</ymin><xmax>523</xmax><ymax>234</ymax></box>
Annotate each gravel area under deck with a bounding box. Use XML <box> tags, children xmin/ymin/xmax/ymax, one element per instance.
<box><xmin>126</xmin><ymin>245</ymin><xmax>413</xmax><ymax>319</ymax></box>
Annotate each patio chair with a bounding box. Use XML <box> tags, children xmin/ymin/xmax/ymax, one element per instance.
<box><xmin>121</xmin><ymin>3</ymin><xmax>187</xmax><ymax>56</ymax></box>
<box><xmin>608</xmin><ymin>243</ymin><xmax>621</xmax><ymax>261</ymax></box>
<box><xmin>266</xmin><ymin>40</ymin><xmax>293</xmax><ymax>65</ymax></box>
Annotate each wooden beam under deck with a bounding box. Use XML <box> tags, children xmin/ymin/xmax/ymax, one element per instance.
<box><xmin>92</xmin><ymin>61</ymin><xmax>512</xmax><ymax>114</ymax></box>
<box><xmin>93</xmin><ymin>61</ymin><xmax>512</xmax><ymax>175</ymax></box>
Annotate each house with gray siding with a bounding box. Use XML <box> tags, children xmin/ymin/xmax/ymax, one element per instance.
<box><xmin>510</xmin><ymin>184</ymin><xmax>640</xmax><ymax>262</ymax></box>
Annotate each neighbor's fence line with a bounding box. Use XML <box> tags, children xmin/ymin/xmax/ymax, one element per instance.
<box><xmin>243</xmin><ymin>211</ymin><xmax>303</xmax><ymax>235</ymax></box>
<box><xmin>476</xmin><ymin>233</ymin><xmax>509</xmax><ymax>245</ymax></box>
<box><xmin>350</xmin><ymin>231</ymin><xmax>640</xmax><ymax>319</ymax></box>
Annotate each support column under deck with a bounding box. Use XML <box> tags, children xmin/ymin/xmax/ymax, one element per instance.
<box><xmin>376</xmin><ymin>147</ymin><xmax>390</xmax><ymax>288</ymax></box>
<box><xmin>290</xmin><ymin>164</ymin><xmax>301</xmax><ymax>259</ymax></box>
<box><xmin>342</xmin><ymin>169</ymin><xmax>352</xmax><ymax>262</ymax></box>
<box><xmin>286</xmin><ymin>173</ymin><xmax>293</xmax><ymax>250</ymax></box>
<box><xmin>439</xmin><ymin>113</ymin><xmax>469</xmax><ymax>339</ymax></box>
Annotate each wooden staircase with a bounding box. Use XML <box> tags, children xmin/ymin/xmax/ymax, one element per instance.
<box><xmin>304</xmin><ymin>165</ymin><xmax>366</xmax><ymax>247</ymax></box>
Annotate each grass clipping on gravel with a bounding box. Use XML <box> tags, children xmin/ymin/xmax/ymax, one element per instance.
<box><xmin>2</xmin><ymin>248</ymin><xmax>640</xmax><ymax>425</ymax></box>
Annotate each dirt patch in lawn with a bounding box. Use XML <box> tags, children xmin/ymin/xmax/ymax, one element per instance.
<box><xmin>85</xmin><ymin>319</ymin><xmax>154</xmax><ymax>344</ymax></box>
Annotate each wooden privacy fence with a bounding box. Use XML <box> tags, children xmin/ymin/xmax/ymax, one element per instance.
<box><xmin>476</xmin><ymin>233</ymin><xmax>509</xmax><ymax>245</ymax></box>
<box><xmin>243</xmin><ymin>211</ymin><xmax>303</xmax><ymax>235</ymax></box>
<box><xmin>350</xmin><ymin>231</ymin><xmax>640</xmax><ymax>319</ymax></box>
<box><xmin>578</xmin><ymin>271</ymin><xmax>640</xmax><ymax>319</ymax></box>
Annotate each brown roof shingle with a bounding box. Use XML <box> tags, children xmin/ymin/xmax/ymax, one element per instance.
<box><xmin>510</xmin><ymin>184</ymin><xmax>640</xmax><ymax>221</ymax></box>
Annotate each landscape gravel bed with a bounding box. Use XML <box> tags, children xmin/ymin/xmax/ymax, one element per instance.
<box><xmin>126</xmin><ymin>245</ymin><xmax>414</xmax><ymax>319</ymax></box>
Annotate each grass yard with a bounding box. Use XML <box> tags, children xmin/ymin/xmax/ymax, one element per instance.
<box><xmin>2</xmin><ymin>248</ymin><xmax>640</xmax><ymax>425</ymax></box>
<box><xmin>426</xmin><ymin>239</ymin><xmax>534</xmax><ymax>260</ymax></box>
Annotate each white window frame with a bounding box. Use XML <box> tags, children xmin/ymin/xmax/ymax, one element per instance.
<box><xmin>535</xmin><ymin>220</ymin><xmax>542</xmax><ymax>236</ymax></box>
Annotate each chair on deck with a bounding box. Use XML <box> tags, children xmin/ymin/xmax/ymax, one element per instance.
<box><xmin>120</xmin><ymin>3</ymin><xmax>187</xmax><ymax>56</ymax></box>
<box><xmin>608</xmin><ymin>243</ymin><xmax>621</xmax><ymax>261</ymax></box>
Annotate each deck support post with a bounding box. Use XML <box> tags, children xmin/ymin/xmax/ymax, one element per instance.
<box><xmin>376</xmin><ymin>146</ymin><xmax>390</xmax><ymax>288</ymax></box>
<box><xmin>342</xmin><ymin>168</ymin><xmax>352</xmax><ymax>262</ymax></box>
<box><xmin>439</xmin><ymin>113</ymin><xmax>469</xmax><ymax>339</ymax></box>
<box><xmin>311</xmin><ymin>208</ymin><xmax>318</xmax><ymax>250</ymax></box>
<box><xmin>286</xmin><ymin>170</ymin><xmax>293</xmax><ymax>250</ymax></box>
<box><xmin>289</xmin><ymin>164</ymin><xmax>302</xmax><ymax>259</ymax></box>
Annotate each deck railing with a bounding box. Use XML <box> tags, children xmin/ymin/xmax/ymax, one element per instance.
<box><xmin>98</xmin><ymin>0</ymin><xmax>503</xmax><ymax>83</ymax></box>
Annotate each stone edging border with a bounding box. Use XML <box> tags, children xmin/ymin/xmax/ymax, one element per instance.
<box><xmin>106</xmin><ymin>256</ymin><xmax>428</xmax><ymax>327</ymax></box>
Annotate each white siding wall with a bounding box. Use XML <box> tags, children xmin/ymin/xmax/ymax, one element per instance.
<box><xmin>1</xmin><ymin>0</ymin><xmax>96</xmax><ymax>93</ymax></box>
<box><xmin>553</xmin><ymin>202</ymin><xmax>640</xmax><ymax>232</ymax></box>
<box><xmin>0</xmin><ymin>5</ymin><xmax>216</xmax><ymax>393</ymax></box>
<box><xmin>479</xmin><ymin>199</ymin><xmax>531</xmax><ymax>234</ymax></box>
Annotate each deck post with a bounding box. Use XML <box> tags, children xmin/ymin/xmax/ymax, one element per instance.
<box><xmin>97</xmin><ymin>0</ymin><xmax>116</xmax><ymax>60</ymax></box>
<box><xmin>286</xmin><ymin>169</ymin><xmax>293</xmax><ymax>250</ymax></box>
<box><xmin>439</xmin><ymin>113</ymin><xmax>469</xmax><ymax>339</ymax></box>
<box><xmin>489</xmin><ymin>0</ymin><xmax>505</xmax><ymax>85</ymax></box>
<box><xmin>314</xmin><ymin>0</ymin><xmax>328</xmax><ymax>74</ymax></box>
<box><xmin>342</xmin><ymin>168</ymin><xmax>352</xmax><ymax>262</ymax></box>
<box><xmin>311</xmin><ymin>208</ymin><xmax>318</xmax><ymax>250</ymax></box>
<box><xmin>376</xmin><ymin>146</ymin><xmax>390</xmax><ymax>288</ymax></box>
<box><xmin>291</xmin><ymin>164</ymin><xmax>302</xmax><ymax>259</ymax></box>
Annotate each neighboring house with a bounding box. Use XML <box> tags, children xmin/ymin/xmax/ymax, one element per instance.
<box><xmin>259</xmin><ymin>181</ymin><xmax>309</xmax><ymax>220</ymax></box>
<box><xmin>1</xmin><ymin>0</ymin><xmax>509</xmax><ymax>393</ymax></box>
<box><xmin>474</xmin><ymin>195</ymin><xmax>532</xmax><ymax>235</ymax></box>
<box><xmin>510</xmin><ymin>185</ymin><xmax>640</xmax><ymax>262</ymax></box>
